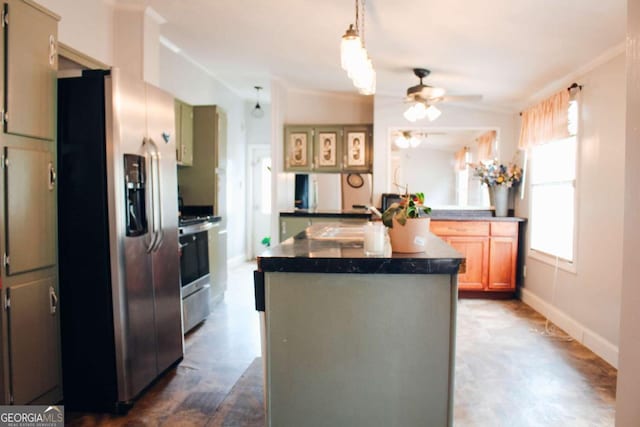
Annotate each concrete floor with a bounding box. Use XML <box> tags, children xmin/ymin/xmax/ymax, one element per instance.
<box><xmin>68</xmin><ymin>261</ymin><xmax>617</xmax><ymax>426</ymax></box>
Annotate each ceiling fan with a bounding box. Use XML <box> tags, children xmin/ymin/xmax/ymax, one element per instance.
<box><xmin>391</xmin><ymin>130</ymin><xmax>446</xmax><ymax>149</ymax></box>
<box><xmin>404</xmin><ymin>68</ymin><xmax>482</xmax><ymax>122</ymax></box>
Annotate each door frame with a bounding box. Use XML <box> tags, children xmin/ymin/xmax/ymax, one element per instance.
<box><xmin>246</xmin><ymin>145</ymin><xmax>272</xmax><ymax>259</ymax></box>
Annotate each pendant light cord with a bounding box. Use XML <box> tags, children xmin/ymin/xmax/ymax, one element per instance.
<box><xmin>354</xmin><ymin>0</ymin><xmax>359</xmax><ymax>34</ymax></box>
<box><xmin>361</xmin><ymin>0</ymin><xmax>366</xmax><ymax>47</ymax></box>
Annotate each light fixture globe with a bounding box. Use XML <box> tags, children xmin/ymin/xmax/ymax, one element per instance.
<box><xmin>251</xmin><ymin>86</ymin><xmax>264</xmax><ymax>119</ymax></box>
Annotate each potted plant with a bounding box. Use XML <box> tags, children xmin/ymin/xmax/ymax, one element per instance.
<box><xmin>382</xmin><ymin>191</ymin><xmax>432</xmax><ymax>253</ymax></box>
<box><xmin>469</xmin><ymin>160</ymin><xmax>523</xmax><ymax>216</ymax></box>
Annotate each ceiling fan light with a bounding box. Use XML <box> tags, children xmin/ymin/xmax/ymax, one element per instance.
<box><xmin>409</xmin><ymin>136</ymin><xmax>421</xmax><ymax>148</ymax></box>
<box><xmin>395</xmin><ymin>135</ymin><xmax>409</xmax><ymax>149</ymax></box>
<box><xmin>403</xmin><ymin>106</ymin><xmax>418</xmax><ymax>122</ymax></box>
<box><xmin>426</xmin><ymin>105</ymin><xmax>442</xmax><ymax>121</ymax></box>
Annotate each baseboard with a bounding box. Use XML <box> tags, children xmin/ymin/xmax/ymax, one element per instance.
<box><xmin>228</xmin><ymin>254</ymin><xmax>249</xmax><ymax>268</ymax></box>
<box><xmin>520</xmin><ymin>288</ymin><xmax>619</xmax><ymax>368</ymax></box>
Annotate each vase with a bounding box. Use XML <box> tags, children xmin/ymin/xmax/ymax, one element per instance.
<box><xmin>388</xmin><ymin>216</ymin><xmax>431</xmax><ymax>253</ymax></box>
<box><xmin>492</xmin><ymin>185</ymin><xmax>509</xmax><ymax>217</ymax></box>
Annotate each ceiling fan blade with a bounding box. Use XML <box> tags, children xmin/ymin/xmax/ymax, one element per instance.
<box><xmin>439</xmin><ymin>95</ymin><xmax>483</xmax><ymax>103</ymax></box>
<box><xmin>418</xmin><ymin>86</ymin><xmax>446</xmax><ymax>99</ymax></box>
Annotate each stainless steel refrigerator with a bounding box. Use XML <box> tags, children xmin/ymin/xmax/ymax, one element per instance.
<box><xmin>57</xmin><ymin>69</ymin><xmax>183</xmax><ymax>413</ymax></box>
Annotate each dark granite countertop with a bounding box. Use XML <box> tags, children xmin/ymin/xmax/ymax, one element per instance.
<box><xmin>280</xmin><ymin>209</ymin><xmax>372</xmax><ymax>219</ymax></box>
<box><xmin>431</xmin><ymin>216</ymin><xmax>527</xmax><ymax>222</ymax></box>
<box><xmin>280</xmin><ymin>209</ymin><xmax>526</xmax><ymax>222</ymax></box>
<box><xmin>258</xmin><ymin>225</ymin><xmax>463</xmax><ymax>275</ymax></box>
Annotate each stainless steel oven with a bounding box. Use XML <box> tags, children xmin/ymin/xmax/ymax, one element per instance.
<box><xmin>179</xmin><ymin>220</ymin><xmax>214</xmax><ymax>333</ymax></box>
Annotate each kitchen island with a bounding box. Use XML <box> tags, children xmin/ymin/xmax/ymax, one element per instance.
<box><xmin>255</xmin><ymin>224</ymin><xmax>463</xmax><ymax>427</ymax></box>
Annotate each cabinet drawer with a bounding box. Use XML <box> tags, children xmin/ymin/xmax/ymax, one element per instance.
<box><xmin>490</xmin><ymin>222</ymin><xmax>518</xmax><ymax>237</ymax></box>
<box><xmin>430</xmin><ymin>221</ymin><xmax>489</xmax><ymax>237</ymax></box>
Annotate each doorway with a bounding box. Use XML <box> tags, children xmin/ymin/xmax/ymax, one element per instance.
<box><xmin>248</xmin><ymin>146</ymin><xmax>272</xmax><ymax>259</ymax></box>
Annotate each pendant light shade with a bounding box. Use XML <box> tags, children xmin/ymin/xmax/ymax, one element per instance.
<box><xmin>251</xmin><ymin>86</ymin><xmax>264</xmax><ymax>118</ymax></box>
<box><xmin>340</xmin><ymin>0</ymin><xmax>375</xmax><ymax>95</ymax></box>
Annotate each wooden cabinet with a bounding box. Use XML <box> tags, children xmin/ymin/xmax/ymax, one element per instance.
<box><xmin>174</xmin><ymin>99</ymin><xmax>193</xmax><ymax>166</ymax></box>
<box><xmin>444</xmin><ymin>236</ymin><xmax>488</xmax><ymax>291</ymax></box>
<box><xmin>284</xmin><ymin>124</ymin><xmax>372</xmax><ymax>173</ymax></box>
<box><xmin>0</xmin><ymin>1</ymin><xmax>61</xmax><ymax>405</ymax></box>
<box><xmin>4</xmin><ymin>0</ymin><xmax>58</xmax><ymax>141</ymax></box>
<box><xmin>431</xmin><ymin>220</ymin><xmax>519</xmax><ymax>295</ymax></box>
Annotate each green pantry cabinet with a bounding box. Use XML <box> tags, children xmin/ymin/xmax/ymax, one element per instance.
<box><xmin>175</xmin><ymin>99</ymin><xmax>194</xmax><ymax>166</ymax></box>
<box><xmin>284</xmin><ymin>124</ymin><xmax>372</xmax><ymax>173</ymax></box>
<box><xmin>0</xmin><ymin>0</ymin><xmax>61</xmax><ymax>405</ymax></box>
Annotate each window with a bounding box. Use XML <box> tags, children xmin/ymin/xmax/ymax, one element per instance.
<box><xmin>529</xmin><ymin>100</ymin><xmax>578</xmax><ymax>263</ymax></box>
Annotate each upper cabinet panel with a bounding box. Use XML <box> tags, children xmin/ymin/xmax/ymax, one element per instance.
<box><xmin>4</xmin><ymin>0</ymin><xmax>58</xmax><ymax>140</ymax></box>
<box><xmin>284</xmin><ymin>124</ymin><xmax>372</xmax><ymax>173</ymax></box>
<box><xmin>343</xmin><ymin>125</ymin><xmax>372</xmax><ymax>173</ymax></box>
<box><xmin>284</xmin><ymin>126</ymin><xmax>313</xmax><ymax>172</ymax></box>
<box><xmin>313</xmin><ymin>126</ymin><xmax>343</xmax><ymax>173</ymax></box>
<box><xmin>4</xmin><ymin>146</ymin><xmax>56</xmax><ymax>275</ymax></box>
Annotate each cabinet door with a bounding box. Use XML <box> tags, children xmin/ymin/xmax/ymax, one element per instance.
<box><xmin>280</xmin><ymin>217</ymin><xmax>311</xmax><ymax>241</ymax></box>
<box><xmin>8</xmin><ymin>277</ymin><xmax>60</xmax><ymax>404</ymax></box>
<box><xmin>445</xmin><ymin>236</ymin><xmax>488</xmax><ymax>291</ymax></box>
<box><xmin>4</xmin><ymin>0</ymin><xmax>57</xmax><ymax>140</ymax></box>
<box><xmin>180</xmin><ymin>103</ymin><xmax>194</xmax><ymax>166</ymax></box>
<box><xmin>284</xmin><ymin>126</ymin><xmax>313</xmax><ymax>172</ymax></box>
<box><xmin>175</xmin><ymin>99</ymin><xmax>182</xmax><ymax>163</ymax></box>
<box><xmin>488</xmin><ymin>236</ymin><xmax>517</xmax><ymax>290</ymax></box>
<box><xmin>343</xmin><ymin>125</ymin><xmax>372</xmax><ymax>172</ymax></box>
<box><xmin>313</xmin><ymin>126</ymin><xmax>342</xmax><ymax>172</ymax></box>
<box><xmin>4</xmin><ymin>147</ymin><xmax>56</xmax><ymax>275</ymax></box>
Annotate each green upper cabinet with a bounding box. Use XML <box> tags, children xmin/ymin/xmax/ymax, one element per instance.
<box><xmin>342</xmin><ymin>125</ymin><xmax>372</xmax><ymax>173</ymax></box>
<box><xmin>4</xmin><ymin>146</ymin><xmax>56</xmax><ymax>275</ymax></box>
<box><xmin>4</xmin><ymin>0</ymin><xmax>58</xmax><ymax>141</ymax></box>
<box><xmin>284</xmin><ymin>126</ymin><xmax>313</xmax><ymax>172</ymax></box>
<box><xmin>284</xmin><ymin>124</ymin><xmax>372</xmax><ymax>173</ymax></box>
<box><xmin>313</xmin><ymin>126</ymin><xmax>343</xmax><ymax>173</ymax></box>
<box><xmin>175</xmin><ymin>99</ymin><xmax>194</xmax><ymax>166</ymax></box>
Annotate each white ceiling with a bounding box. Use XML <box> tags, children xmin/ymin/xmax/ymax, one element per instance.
<box><xmin>148</xmin><ymin>0</ymin><xmax>625</xmax><ymax>111</ymax></box>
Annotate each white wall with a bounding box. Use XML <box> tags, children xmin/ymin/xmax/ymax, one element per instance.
<box><xmin>616</xmin><ymin>0</ymin><xmax>640</xmax><ymax>421</ymax></box>
<box><xmin>285</xmin><ymin>89</ymin><xmax>373</xmax><ymax>124</ymax></box>
<box><xmin>37</xmin><ymin>0</ymin><xmax>114</xmax><ymax>66</ymax></box>
<box><xmin>519</xmin><ymin>53</ymin><xmax>625</xmax><ymax>367</ymax></box>
<box><xmin>392</xmin><ymin>148</ymin><xmax>456</xmax><ymax>206</ymax></box>
<box><xmin>373</xmin><ymin>97</ymin><xmax>518</xmax><ymax>207</ymax></box>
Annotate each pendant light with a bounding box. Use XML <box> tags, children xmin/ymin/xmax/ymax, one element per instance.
<box><xmin>340</xmin><ymin>0</ymin><xmax>375</xmax><ymax>95</ymax></box>
<box><xmin>251</xmin><ymin>86</ymin><xmax>264</xmax><ymax>118</ymax></box>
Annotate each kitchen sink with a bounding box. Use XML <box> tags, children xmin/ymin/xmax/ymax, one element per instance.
<box><xmin>310</xmin><ymin>225</ymin><xmax>365</xmax><ymax>241</ymax></box>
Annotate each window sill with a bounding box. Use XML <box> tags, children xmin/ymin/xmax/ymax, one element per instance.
<box><xmin>527</xmin><ymin>250</ymin><xmax>577</xmax><ymax>274</ymax></box>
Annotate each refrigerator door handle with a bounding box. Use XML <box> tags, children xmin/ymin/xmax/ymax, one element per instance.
<box><xmin>147</xmin><ymin>138</ymin><xmax>164</xmax><ymax>252</ymax></box>
<box><xmin>143</xmin><ymin>137</ymin><xmax>158</xmax><ymax>253</ymax></box>
<box><xmin>148</xmin><ymin>138</ymin><xmax>164</xmax><ymax>252</ymax></box>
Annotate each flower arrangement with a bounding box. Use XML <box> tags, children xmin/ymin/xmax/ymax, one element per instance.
<box><xmin>469</xmin><ymin>160</ymin><xmax>523</xmax><ymax>187</ymax></box>
<box><xmin>382</xmin><ymin>191</ymin><xmax>432</xmax><ymax>228</ymax></box>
